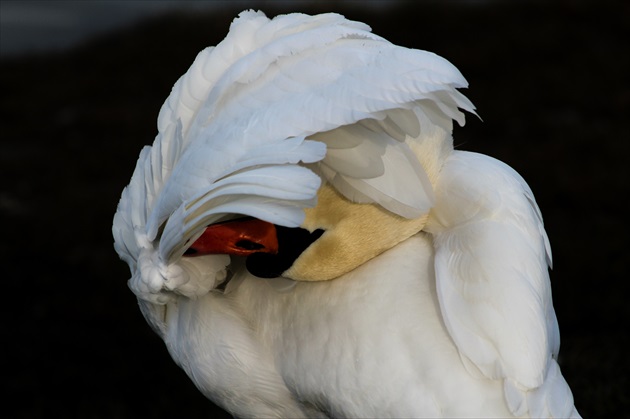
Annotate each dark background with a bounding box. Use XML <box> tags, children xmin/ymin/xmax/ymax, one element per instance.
<box><xmin>2</xmin><ymin>1</ymin><xmax>628</xmax><ymax>417</ymax></box>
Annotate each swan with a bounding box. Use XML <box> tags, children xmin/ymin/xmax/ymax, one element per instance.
<box><xmin>113</xmin><ymin>10</ymin><xmax>580</xmax><ymax>418</ymax></box>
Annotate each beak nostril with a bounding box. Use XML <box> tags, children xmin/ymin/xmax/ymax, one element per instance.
<box><xmin>235</xmin><ymin>240</ymin><xmax>265</xmax><ymax>251</ymax></box>
<box><xmin>182</xmin><ymin>218</ymin><xmax>278</xmax><ymax>257</ymax></box>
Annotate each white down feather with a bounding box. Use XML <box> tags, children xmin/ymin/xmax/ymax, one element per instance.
<box><xmin>425</xmin><ymin>151</ymin><xmax>573</xmax><ymax>417</ymax></box>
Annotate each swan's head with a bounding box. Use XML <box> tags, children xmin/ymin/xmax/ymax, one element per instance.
<box><xmin>184</xmin><ymin>182</ymin><xmax>430</xmax><ymax>281</ymax></box>
<box><xmin>182</xmin><ymin>122</ymin><xmax>451</xmax><ymax>282</ymax></box>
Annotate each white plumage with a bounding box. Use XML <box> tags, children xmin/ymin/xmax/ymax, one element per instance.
<box><xmin>113</xmin><ymin>10</ymin><xmax>579</xmax><ymax>418</ymax></box>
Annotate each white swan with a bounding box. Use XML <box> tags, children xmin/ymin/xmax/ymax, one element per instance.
<box><xmin>113</xmin><ymin>10</ymin><xmax>580</xmax><ymax>418</ymax></box>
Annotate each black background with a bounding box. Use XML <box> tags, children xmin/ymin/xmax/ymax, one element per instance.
<box><xmin>3</xmin><ymin>1</ymin><xmax>628</xmax><ymax>417</ymax></box>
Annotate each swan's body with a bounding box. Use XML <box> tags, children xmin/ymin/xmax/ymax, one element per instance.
<box><xmin>113</xmin><ymin>11</ymin><xmax>579</xmax><ymax>418</ymax></box>
<box><xmin>168</xmin><ymin>233</ymin><xmax>514</xmax><ymax>418</ymax></box>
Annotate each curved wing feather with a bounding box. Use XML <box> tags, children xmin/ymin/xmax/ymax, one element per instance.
<box><xmin>113</xmin><ymin>10</ymin><xmax>474</xmax><ymax>303</ymax></box>
<box><xmin>427</xmin><ymin>151</ymin><xmax>575</xmax><ymax>416</ymax></box>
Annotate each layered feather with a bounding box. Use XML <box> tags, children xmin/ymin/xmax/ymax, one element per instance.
<box><xmin>113</xmin><ymin>10</ymin><xmax>474</xmax><ymax>303</ymax></box>
<box><xmin>426</xmin><ymin>151</ymin><xmax>576</xmax><ymax>417</ymax></box>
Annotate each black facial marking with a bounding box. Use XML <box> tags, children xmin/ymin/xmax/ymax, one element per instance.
<box><xmin>246</xmin><ymin>226</ymin><xmax>325</xmax><ymax>278</ymax></box>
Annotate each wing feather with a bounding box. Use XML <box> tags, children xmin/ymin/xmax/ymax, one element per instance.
<box><xmin>113</xmin><ymin>10</ymin><xmax>475</xmax><ymax>303</ymax></box>
<box><xmin>427</xmin><ymin>151</ymin><xmax>571</xmax><ymax>415</ymax></box>
<box><xmin>145</xmin><ymin>11</ymin><xmax>474</xmax><ymax>250</ymax></box>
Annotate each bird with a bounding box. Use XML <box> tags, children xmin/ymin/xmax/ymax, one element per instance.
<box><xmin>113</xmin><ymin>10</ymin><xmax>580</xmax><ymax>418</ymax></box>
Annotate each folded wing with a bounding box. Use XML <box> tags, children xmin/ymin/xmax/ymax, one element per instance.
<box><xmin>427</xmin><ymin>151</ymin><xmax>577</xmax><ymax>417</ymax></box>
<box><xmin>113</xmin><ymin>10</ymin><xmax>474</xmax><ymax>302</ymax></box>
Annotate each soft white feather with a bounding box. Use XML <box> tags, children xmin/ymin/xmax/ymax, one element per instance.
<box><xmin>149</xmin><ymin>14</ymin><xmax>472</xmax><ymax>237</ymax></box>
<box><xmin>426</xmin><ymin>151</ymin><xmax>567</xmax><ymax>415</ymax></box>
<box><xmin>311</xmin><ymin>108</ymin><xmax>435</xmax><ymax>218</ymax></box>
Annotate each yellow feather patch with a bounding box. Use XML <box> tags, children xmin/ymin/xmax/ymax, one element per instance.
<box><xmin>284</xmin><ymin>184</ymin><xmax>429</xmax><ymax>281</ymax></box>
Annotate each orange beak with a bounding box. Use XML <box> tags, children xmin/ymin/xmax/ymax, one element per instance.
<box><xmin>184</xmin><ymin>218</ymin><xmax>279</xmax><ymax>257</ymax></box>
